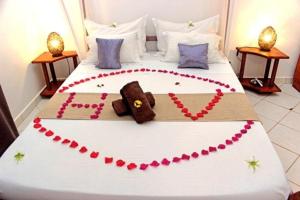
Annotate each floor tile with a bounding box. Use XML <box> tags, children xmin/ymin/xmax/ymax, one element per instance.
<box><xmin>254</xmin><ymin>100</ymin><xmax>290</xmax><ymax>122</ymax></box>
<box><xmin>280</xmin><ymin>112</ymin><xmax>300</xmax><ymax>132</ymax></box>
<box><xmin>246</xmin><ymin>94</ymin><xmax>262</xmax><ymax>105</ymax></box>
<box><xmin>269</xmin><ymin>124</ymin><xmax>300</xmax><ymax>154</ymax></box>
<box><xmin>293</xmin><ymin>103</ymin><xmax>300</xmax><ymax>114</ymax></box>
<box><xmin>37</xmin><ymin>98</ymin><xmax>50</xmax><ymax>110</ymax></box>
<box><xmin>265</xmin><ymin>92</ymin><xmax>300</xmax><ymax>109</ymax></box>
<box><xmin>258</xmin><ymin>114</ymin><xmax>277</xmax><ymax>132</ymax></box>
<box><xmin>289</xmin><ymin>181</ymin><xmax>300</xmax><ymax>192</ymax></box>
<box><xmin>281</xmin><ymin>84</ymin><xmax>300</xmax><ymax>99</ymax></box>
<box><xmin>17</xmin><ymin>107</ymin><xmax>40</xmax><ymax>134</ymax></box>
<box><xmin>272</xmin><ymin>143</ymin><xmax>298</xmax><ymax>172</ymax></box>
<box><xmin>287</xmin><ymin>158</ymin><xmax>300</xmax><ymax>186</ymax></box>
<box><xmin>245</xmin><ymin>89</ymin><xmax>268</xmax><ymax>100</ymax></box>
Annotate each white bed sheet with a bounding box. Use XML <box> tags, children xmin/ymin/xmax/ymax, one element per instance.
<box><xmin>0</xmin><ymin>53</ymin><xmax>290</xmax><ymax>200</ymax></box>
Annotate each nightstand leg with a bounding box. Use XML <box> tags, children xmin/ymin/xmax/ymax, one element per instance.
<box><xmin>263</xmin><ymin>58</ymin><xmax>272</xmax><ymax>85</ymax></box>
<box><xmin>49</xmin><ymin>63</ymin><xmax>57</xmax><ymax>83</ymax></box>
<box><xmin>41</xmin><ymin>63</ymin><xmax>51</xmax><ymax>89</ymax></box>
<box><xmin>269</xmin><ymin>59</ymin><xmax>279</xmax><ymax>87</ymax></box>
<box><xmin>239</xmin><ymin>53</ymin><xmax>247</xmax><ymax>79</ymax></box>
<box><xmin>72</xmin><ymin>56</ymin><xmax>78</xmax><ymax>69</ymax></box>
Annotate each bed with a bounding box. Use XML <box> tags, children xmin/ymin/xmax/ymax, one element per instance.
<box><xmin>0</xmin><ymin>0</ymin><xmax>292</xmax><ymax>199</ymax></box>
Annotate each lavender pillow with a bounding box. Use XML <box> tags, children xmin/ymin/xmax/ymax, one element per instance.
<box><xmin>178</xmin><ymin>43</ymin><xmax>209</xmax><ymax>69</ymax></box>
<box><xmin>96</xmin><ymin>38</ymin><xmax>123</xmax><ymax>69</ymax></box>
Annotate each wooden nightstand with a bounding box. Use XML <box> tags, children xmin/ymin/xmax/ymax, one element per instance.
<box><xmin>32</xmin><ymin>51</ymin><xmax>78</xmax><ymax>97</ymax></box>
<box><xmin>236</xmin><ymin>47</ymin><xmax>289</xmax><ymax>93</ymax></box>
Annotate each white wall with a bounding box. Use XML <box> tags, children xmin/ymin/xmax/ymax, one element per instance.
<box><xmin>0</xmin><ymin>0</ymin><xmax>77</xmax><ymax>120</ymax></box>
<box><xmin>226</xmin><ymin>0</ymin><xmax>300</xmax><ymax>79</ymax></box>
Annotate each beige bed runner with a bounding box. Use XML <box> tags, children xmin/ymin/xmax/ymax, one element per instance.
<box><xmin>38</xmin><ymin>93</ymin><xmax>258</xmax><ymax>121</ymax></box>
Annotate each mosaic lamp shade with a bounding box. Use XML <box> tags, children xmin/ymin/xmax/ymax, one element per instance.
<box><xmin>47</xmin><ymin>32</ymin><xmax>64</xmax><ymax>57</ymax></box>
<box><xmin>258</xmin><ymin>26</ymin><xmax>277</xmax><ymax>51</ymax></box>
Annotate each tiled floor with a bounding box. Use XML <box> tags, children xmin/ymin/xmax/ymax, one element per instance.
<box><xmin>17</xmin><ymin>84</ymin><xmax>300</xmax><ymax>191</ymax></box>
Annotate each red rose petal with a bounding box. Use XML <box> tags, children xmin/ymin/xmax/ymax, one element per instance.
<box><xmin>90</xmin><ymin>115</ymin><xmax>99</xmax><ymax>119</ymax></box>
<box><xmin>39</xmin><ymin>127</ymin><xmax>47</xmax><ymax>133</ymax></box>
<box><xmin>161</xmin><ymin>158</ymin><xmax>170</xmax><ymax>166</ymax></box>
<box><xmin>127</xmin><ymin>163</ymin><xmax>137</xmax><ymax>170</ymax></box>
<box><xmin>150</xmin><ymin>160</ymin><xmax>160</xmax><ymax>167</ymax></box>
<box><xmin>230</xmin><ymin>88</ymin><xmax>236</xmax><ymax>92</ymax></box>
<box><xmin>105</xmin><ymin>157</ymin><xmax>113</xmax><ymax>164</ymax></box>
<box><xmin>225</xmin><ymin>140</ymin><xmax>233</xmax><ymax>145</ymax></box>
<box><xmin>232</xmin><ymin>136</ymin><xmax>239</xmax><ymax>142</ymax></box>
<box><xmin>62</xmin><ymin>139</ymin><xmax>71</xmax><ymax>144</ymax></box>
<box><xmin>205</xmin><ymin>105</ymin><xmax>213</xmax><ymax>110</ymax></box>
<box><xmin>84</xmin><ymin>104</ymin><xmax>90</xmax><ymax>108</ymax></box>
<box><xmin>91</xmin><ymin>104</ymin><xmax>98</xmax><ymax>108</ymax></box>
<box><xmin>33</xmin><ymin>118</ymin><xmax>41</xmax><ymax>124</ymax></box>
<box><xmin>201</xmin><ymin>110</ymin><xmax>208</xmax><ymax>115</ymax></box>
<box><xmin>90</xmin><ymin>151</ymin><xmax>99</xmax><ymax>159</ymax></box>
<box><xmin>53</xmin><ymin>136</ymin><xmax>61</xmax><ymax>142</ymax></box>
<box><xmin>77</xmin><ymin>104</ymin><xmax>83</xmax><ymax>108</ymax></box>
<box><xmin>79</xmin><ymin>146</ymin><xmax>88</xmax><ymax>153</ymax></box>
<box><xmin>181</xmin><ymin>154</ymin><xmax>190</xmax><ymax>160</ymax></box>
<box><xmin>191</xmin><ymin>152</ymin><xmax>199</xmax><ymax>158</ymax></box>
<box><xmin>140</xmin><ymin>163</ymin><xmax>149</xmax><ymax>170</ymax></box>
<box><xmin>244</xmin><ymin>124</ymin><xmax>251</xmax><ymax>129</ymax></box>
<box><xmin>70</xmin><ymin>141</ymin><xmax>78</xmax><ymax>148</ymax></box>
<box><xmin>184</xmin><ymin>113</ymin><xmax>192</xmax><ymax>117</ymax></box>
<box><xmin>197</xmin><ymin>113</ymin><xmax>204</xmax><ymax>118</ymax></box>
<box><xmin>235</xmin><ymin>133</ymin><xmax>242</xmax><ymax>138</ymax></box>
<box><xmin>181</xmin><ymin>108</ymin><xmax>189</xmax><ymax>113</ymax></box>
<box><xmin>116</xmin><ymin>159</ymin><xmax>125</xmax><ymax>167</ymax></box>
<box><xmin>201</xmin><ymin>150</ymin><xmax>209</xmax><ymax>155</ymax></box>
<box><xmin>172</xmin><ymin>157</ymin><xmax>181</xmax><ymax>163</ymax></box>
<box><xmin>240</xmin><ymin>129</ymin><xmax>247</xmax><ymax>134</ymax></box>
<box><xmin>247</xmin><ymin>120</ymin><xmax>254</xmax><ymax>125</ymax></box>
<box><xmin>168</xmin><ymin>93</ymin><xmax>175</xmax><ymax>97</ymax></box>
<box><xmin>218</xmin><ymin>144</ymin><xmax>226</xmax><ymax>149</ymax></box>
<box><xmin>191</xmin><ymin>116</ymin><xmax>198</xmax><ymax>121</ymax></box>
<box><xmin>171</xmin><ymin>96</ymin><xmax>178</xmax><ymax>101</ymax></box>
<box><xmin>45</xmin><ymin>130</ymin><xmax>54</xmax><ymax>137</ymax></box>
<box><xmin>33</xmin><ymin>123</ymin><xmax>41</xmax><ymax>129</ymax></box>
<box><xmin>209</xmin><ymin>146</ymin><xmax>217</xmax><ymax>152</ymax></box>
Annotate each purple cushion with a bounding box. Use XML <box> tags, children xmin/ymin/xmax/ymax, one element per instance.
<box><xmin>96</xmin><ymin>38</ymin><xmax>123</xmax><ymax>69</ymax></box>
<box><xmin>178</xmin><ymin>43</ymin><xmax>209</xmax><ymax>69</ymax></box>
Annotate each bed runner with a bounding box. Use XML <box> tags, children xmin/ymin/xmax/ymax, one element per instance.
<box><xmin>38</xmin><ymin>92</ymin><xmax>258</xmax><ymax>121</ymax></box>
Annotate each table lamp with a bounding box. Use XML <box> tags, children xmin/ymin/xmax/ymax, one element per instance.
<box><xmin>258</xmin><ymin>26</ymin><xmax>277</xmax><ymax>51</ymax></box>
<box><xmin>47</xmin><ymin>32</ymin><xmax>64</xmax><ymax>57</ymax></box>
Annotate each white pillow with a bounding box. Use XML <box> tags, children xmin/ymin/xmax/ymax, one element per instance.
<box><xmin>84</xmin><ymin>16</ymin><xmax>147</xmax><ymax>55</ymax></box>
<box><xmin>85</xmin><ymin>32</ymin><xmax>140</xmax><ymax>64</ymax></box>
<box><xmin>163</xmin><ymin>31</ymin><xmax>224</xmax><ymax>64</ymax></box>
<box><xmin>152</xmin><ymin>15</ymin><xmax>219</xmax><ymax>52</ymax></box>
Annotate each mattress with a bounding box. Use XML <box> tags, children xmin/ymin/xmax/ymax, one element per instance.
<box><xmin>0</xmin><ymin>53</ymin><xmax>290</xmax><ymax>200</ymax></box>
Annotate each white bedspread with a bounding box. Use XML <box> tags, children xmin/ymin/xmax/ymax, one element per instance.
<box><xmin>0</xmin><ymin>53</ymin><xmax>290</xmax><ymax>200</ymax></box>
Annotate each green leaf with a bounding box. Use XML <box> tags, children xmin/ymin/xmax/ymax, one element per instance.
<box><xmin>14</xmin><ymin>152</ymin><xmax>25</xmax><ymax>163</ymax></box>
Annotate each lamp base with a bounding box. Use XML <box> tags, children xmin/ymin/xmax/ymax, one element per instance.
<box><xmin>51</xmin><ymin>53</ymin><xmax>63</xmax><ymax>57</ymax></box>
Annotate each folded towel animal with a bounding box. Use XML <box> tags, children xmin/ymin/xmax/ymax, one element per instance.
<box><xmin>112</xmin><ymin>92</ymin><xmax>155</xmax><ymax>116</ymax></box>
<box><xmin>119</xmin><ymin>81</ymin><xmax>156</xmax><ymax>123</ymax></box>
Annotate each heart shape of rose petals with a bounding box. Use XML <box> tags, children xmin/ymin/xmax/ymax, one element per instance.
<box><xmin>140</xmin><ymin>163</ymin><xmax>148</xmax><ymax>170</ymax></box>
<box><xmin>53</xmin><ymin>136</ymin><xmax>61</xmax><ymax>142</ymax></box>
<box><xmin>150</xmin><ymin>160</ymin><xmax>160</xmax><ymax>167</ymax></box>
<box><xmin>70</xmin><ymin>141</ymin><xmax>78</xmax><ymax>148</ymax></box>
<box><xmin>105</xmin><ymin>157</ymin><xmax>113</xmax><ymax>164</ymax></box>
<box><xmin>116</xmin><ymin>159</ymin><xmax>125</xmax><ymax>167</ymax></box>
<box><xmin>127</xmin><ymin>163</ymin><xmax>137</xmax><ymax>170</ymax></box>
<box><xmin>161</xmin><ymin>158</ymin><xmax>170</xmax><ymax>166</ymax></box>
<box><xmin>45</xmin><ymin>130</ymin><xmax>54</xmax><ymax>137</ymax></box>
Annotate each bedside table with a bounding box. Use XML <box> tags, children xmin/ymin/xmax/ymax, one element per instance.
<box><xmin>236</xmin><ymin>47</ymin><xmax>289</xmax><ymax>93</ymax></box>
<box><xmin>32</xmin><ymin>51</ymin><xmax>78</xmax><ymax>97</ymax></box>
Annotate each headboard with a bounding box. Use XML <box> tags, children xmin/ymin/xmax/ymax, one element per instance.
<box><xmin>82</xmin><ymin>0</ymin><xmax>230</xmax><ymax>50</ymax></box>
